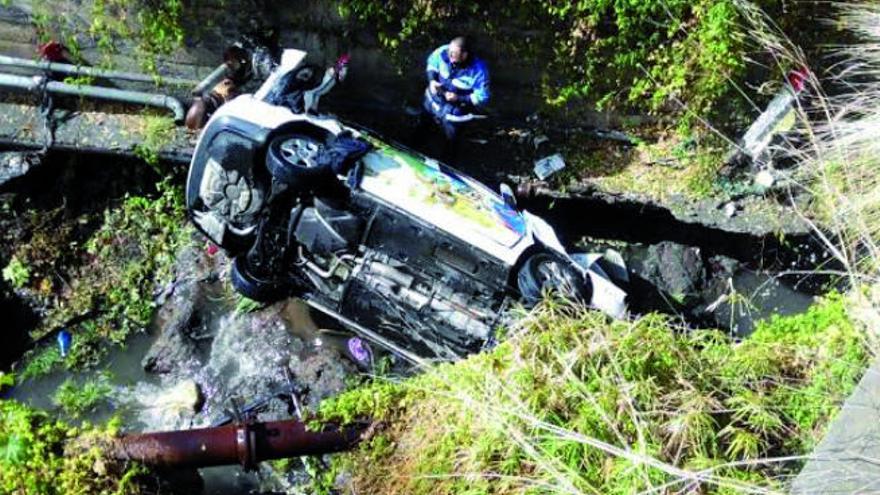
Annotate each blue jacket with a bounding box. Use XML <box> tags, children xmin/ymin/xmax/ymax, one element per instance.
<box><xmin>425</xmin><ymin>45</ymin><xmax>490</xmax><ymax>117</ymax></box>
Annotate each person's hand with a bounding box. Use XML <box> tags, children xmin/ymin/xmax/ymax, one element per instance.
<box><xmin>444</xmin><ymin>91</ymin><xmax>459</xmax><ymax>102</ymax></box>
<box><xmin>429</xmin><ymin>80</ymin><xmax>441</xmax><ymax>94</ymax></box>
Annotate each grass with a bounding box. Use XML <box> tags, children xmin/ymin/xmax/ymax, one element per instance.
<box><xmin>2</xmin><ymin>256</ymin><xmax>30</xmax><ymax>289</ymax></box>
<box><xmin>315</xmin><ymin>294</ymin><xmax>867</xmax><ymax>494</ymax></box>
<box><xmin>556</xmin><ymin>128</ymin><xmax>729</xmax><ymax>202</ymax></box>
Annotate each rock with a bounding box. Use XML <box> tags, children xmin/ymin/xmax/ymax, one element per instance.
<box><xmin>532</xmin><ymin>134</ymin><xmax>549</xmax><ymax>149</ymax></box>
<box><xmin>0</xmin><ymin>152</ymin><xmax>40</xmax><ymax>187</ymax></box>
<box><xmin>124</xmin><ymin>379</ymin><xmax>205</xmax><ymax>430</ymax></box>
<box><xmin>141</xmin><ymin>379</ymin><xmax>204</xmax><ymax>415</ymax></box>
<box><xmin>142</xmin><ymin>278</ymin><xmax>200</xmax><ymax>374</ymax></box>
<box><xmin>288</xmin><ymin>345</ymin><xmax>356</xmax><ymax>406</ymax></box>
<box><xmin>640</xmin><ymin>242</ymin><xmax>706</xmax><ymax>305</ymax></box>
<box><xmin>143</xmin><ymin>242</ymin><xmax>219</xmax><ymax>374</ymax></box>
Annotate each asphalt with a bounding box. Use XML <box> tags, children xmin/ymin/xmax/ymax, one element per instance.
<box><xmin>791</xmin><ymin>359</ymin><xmax>880</xmax><ymax>494</ymax></box>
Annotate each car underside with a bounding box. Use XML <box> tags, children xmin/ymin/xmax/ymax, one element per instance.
<box><xmin>186</xmin><ymin>50</ymin><xmax>628</xmax><ymax>361</ymax></box>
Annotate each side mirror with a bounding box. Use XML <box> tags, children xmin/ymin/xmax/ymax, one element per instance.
<box><xmin>499</xmin><ymin>183</ymin><xmax>517</xmax><ymax>210</ymax></box>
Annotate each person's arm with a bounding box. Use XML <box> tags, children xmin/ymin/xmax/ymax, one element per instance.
<box><xmin>469</xmin><ymin>61</ymin><xmax>490</xmax><ymax>107</ymax></box>
<box><xmin>426</xmin><ymin>46</ymin><xmax>445</xmax><ymax>83</ymax></box>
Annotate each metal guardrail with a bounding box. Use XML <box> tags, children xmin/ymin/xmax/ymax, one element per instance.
<box><xmin>0</xmin><ymin>73</ymin><xmax>186</xmax><ymax>122</ymax></box>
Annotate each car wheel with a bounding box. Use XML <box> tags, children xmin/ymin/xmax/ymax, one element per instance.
<box><xmin>517</xmin><ymin>252</ymin><xmax>590</xmax><ymax>305</ymax></box>
<box><xmin>266</xmin><ymin>132</ymin><xmax>333</xmax><ymax>186</ymax></box>
<box><xmin>230</xmin><ymin>255</ymin><xmax>286</xmax><ymax>303</ymax></box>
<box><xmin>186</xmin><ymin>131</ymin><xmax>268</xmax><ymax>253</ymax></box>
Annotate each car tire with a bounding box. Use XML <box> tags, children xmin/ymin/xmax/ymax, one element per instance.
<box><xmin>266</xmin><ymin>131</ymin><xmax>333</xmax><ymax>187</ymax></box>
<box><xmin>230</xmin><ymin>256</ymin><xmax>286</xmax><ymax>303</ymax></box>
<box><xmin>517</xmin><ymin>252</ymin><xmax>590</xmax><ymax>305</ymax></box>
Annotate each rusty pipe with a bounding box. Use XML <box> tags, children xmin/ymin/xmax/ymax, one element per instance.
<box><xmin>108</xmin><ymin>419</ymin><xmax>366</xmax><ymax>470</ymax></box>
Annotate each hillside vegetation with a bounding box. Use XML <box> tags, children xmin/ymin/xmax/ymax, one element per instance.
<box><xmin>316</xmin><ymin>296</ymin><xmax>869</xmax><ymax>494</ymax></box>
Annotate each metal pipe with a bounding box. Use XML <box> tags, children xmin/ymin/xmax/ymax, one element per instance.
<box><xmin>0</xmin><ymin>55</ymin><xmax>198</xmax><ymax>87</ymax></box>
<box><xmin>191</xmin><ymin>63</ymin><xmax>228</xmax><ymax>96</ymax></box>
<box><xmin>108</xmin><ymin>419</ymin><xmax>366</xmax><ymax>469</ymax></box>
<box><xmin>0</xmin><ymin>73</ymin><xmax>186</xmax><ymax>122</ymax></box>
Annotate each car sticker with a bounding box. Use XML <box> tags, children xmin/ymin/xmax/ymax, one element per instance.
<box><xmin>359</xmin><ymin>139</ymin><xmax>527</xmax><ymax>248</ymax></box>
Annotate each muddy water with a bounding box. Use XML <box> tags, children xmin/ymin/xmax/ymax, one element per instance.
<box><xmin>719</xmin><ymin>270</ymin><xmax>815</xmax><ymax>336</ymax></box>
<box><xmin>8</xmin><ymin>331</ymin><xmax>156</xmax><ymax>420</ymax></box>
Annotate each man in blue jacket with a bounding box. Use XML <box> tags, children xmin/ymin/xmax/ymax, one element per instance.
<box><xmin>422</xmin><ymin>36</ymin><xmax>490</xmax><ymax>158</ymax></box>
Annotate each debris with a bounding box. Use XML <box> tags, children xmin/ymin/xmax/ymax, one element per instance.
<box><xmin>754</xmin><ymin>170</ymin><xmax>775</xmax><ymax>189</ymax></box>
<box><xmin>507</xmin><ymin>128</ymin><xmax>532</xmax><ymax>144</ymax></box>
<box><xmin>534</xmin><ymin>153</ymin><xmax>566</xmax><ymax>180</ymax></box>
<box><xmin>739</xmin><ymin>69</ymin><xmax>808</xmax><ymax>162</ymax></box>
<box><xmin>57</xmin><ymin>329</ymin><xmax>71</xmax><ymax>357</ymax></box>
<box><xmin>347</xmin><ymin>337</ymin><xmax>372</xmax><ymax>365</ymax></box>
<box><xmin>532</xmin><ymin>134</ymin><xmax>550</xmax><ymax>149</ymax></box>
<box><xmin>722</xmin><ymin>202</ymin><xmax>738</xmax><ymax>218</ymax></box>
<box><xmin>591</xmin><ymin>128</ymin><xmax>636</xmax><ymax>145</ymax></box>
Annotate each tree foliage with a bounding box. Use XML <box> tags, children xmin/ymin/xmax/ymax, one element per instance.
<box><xmin>338</xmin><ymin>0</ymin><xmax>763</xmax><ymax>119</ymax></box>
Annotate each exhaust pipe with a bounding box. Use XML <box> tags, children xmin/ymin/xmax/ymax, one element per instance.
<box><xmin>0</xmin><ymin>55</ymin><xmax>198</xmax><ymax>87</ymax></box>
<box><xmin>107</xmin><ymin>419</ymin><xmax>367</xmax><ymax>470</ymax></box>
<box><xmin>0</xmin><ymin>73</ymin><xmax>186</xmax><ymax>122</ymax></box>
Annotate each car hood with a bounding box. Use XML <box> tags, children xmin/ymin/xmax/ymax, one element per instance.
<box><xmin>358</xmin><ymin>140</ymin><xmax>529</xmax><ymax>256</ymax></box>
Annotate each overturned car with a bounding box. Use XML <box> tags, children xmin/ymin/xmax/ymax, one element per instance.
<box><xmin>185</xmin><ymin>50</ymin><xmax>628</xmax><ymax>360</ymax></box>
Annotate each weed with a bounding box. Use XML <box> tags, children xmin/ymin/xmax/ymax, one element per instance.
<box><xmin>52</xmin><ymin>374</ymin><xmax>114</xmax><ymax>418</ymax></box>
<box><xmin>133</xmin><ymin>116</ymin><xmax>176</xmax><ymax>168</ymax></box>
<box><xmin>34</xmin><ymin>0</ymin><xmax>185</xmax><ymax>76</ymax></box>
<box><xmin>2</xmin><ymin>256</ymin><xmax>30</xmax><ymax>289</ymax></box>
<box><xmin>18</xmin><ymin>347</ymin><xmax>63</xmax><ymax>381</ymax></box>
<box><xmin>234</xmin><ymin>296</ymin><xmax>264</xmax><ymax>315</ymax></box>
<box><xmin>0</xmin><ymin>372</ymin><xmax>13</xmax><ymax>391</ymax></box>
